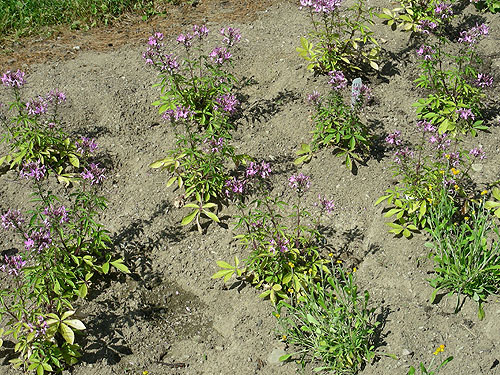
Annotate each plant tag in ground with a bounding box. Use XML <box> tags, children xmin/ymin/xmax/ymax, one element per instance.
<box><xmin>351</xmin><ymin>78</ymin><xmax>362</xmax><ymax>108</ymax></box>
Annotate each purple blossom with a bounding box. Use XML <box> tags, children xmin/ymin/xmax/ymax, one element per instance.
<box><xmin>318</xmin><ymin>194</ymin><xmax>335</xmax><ymax>213</ymax></box>
<box><xmin>1</xmin><ymin>70</ymin><xmax>26</xmax><ymax>88</ymax></box>
<box><xmin>469</xmin><ymin>147</ymin><xmax>486</xmax><ymax>160</ymax></box>
<box><xmin>147</xmin><ymin>32</ymin><xmax>164</xmax><ymax>46</ymax></box>
<box><xmin>416</xmin><ymin>120</ymin><xmax>436</xmax><ymax>133</ymax></box>
<box><xmin>456</xmin><ymin>108</ymin><xmax>475</xmax><ymax>121</ymax></box>
<box><xmin>385</xmin><ymin>131</ymin><xmax>402</xmax><ymax>146</ymax></box>
<box><xmin>447</xmin><ymin>151</ymin><xmax>461</xmax><ymax>167</ymax></box>
<box><xmin>46</xmin><ymin>89</ymin><xmax>66</xmax><ymax>104</ymax></box>
<box><xmin>26</xmin><ymin>96</ymin><xmax>48</xmax><ymax>116</ymax></box>
<box><xmin>300</xmin><ymin>0</ymin><xmax>343</xmax><ymax>13</ymax></box>
<box><xmin>209</xmin><ymin>47</ymin><xmax>232</xmax><ymax>65</ymax></box>
<box><xmin>177</xmin><ymin>33</ymin><xmax>194</xmax><ymax>48</ymax></box>
<box><xmin>20</xmin><ymin>160</ymin><xmax>46</xmax><ymax>181</ymax></box>
<box><xmin>162</xmin><ymin>105</ymin><xmax>194</xmax><ymax>122</ymax></box>
<box><xmin>246</xmin><ymin>161</ymin><xmax>272</xmax><ymax>179</ymax></box>
<box><xmin>0</xmin><ymin>255</ymin><xmax>26</xmax><ymax>276</ymax></box>
<box><xmin>416</xmin><ymin>45</ymin><xmax>435</xmax><ymax>60</ymax></box>
<box><xmin>224</xmin><ymin>177</ymin><xmax>245</xmax><ymax>198</ymax></box>
<box><xmin>474</xmin><ymin>73</ymin><xmax>493</xmax><ymax>88</ymax></box>
<box><xmin>193</xmin><ymin>24</ymin><xmax>209</xmax><ymax>38</ymax></box>
<box><xmin>458</xmin><ymin>23</ymin><xmax>489</xmax><ymax>45</ymax></box>
<box><xmin>81</xmin><ymin>163</ymin><xmax>106</xmax><ymax>185</ymax></box>
<box><xmin>307</xmin><ymin>91</ymin><xmax>321</xmax><ymax>105</ymax></box>
<box><xmin>214</xmin><ymin>93</ymin><xmax>239</xmax><ymax>115</ymax></box>
<box><xmin>43</xmin><ymin>205</ymin><xmax>69</xmax><ymax>225</ymax></box>
<box><xmin>288</xmin><ymin>173</ymin><xmax>311</xmax><ymax>192</ymax></box>
<box><xmin>47</xmin><ymin>122</ymin><xmax>56</xmax><ymax>129</ymax></box>
<box><xmin>1</xmin><ymin>209</ymin><xmax>24</xmax><ymax>230</ymax></box>
<box><xmin>75</xmin><ymin>136</ymin><xmax>98</xmax><ymax>156</ymax></box>
<box><xmin>328</xmin><ymin>70</ymin><xmax>347</xmax><ymax>90</ymax></box>
<box><xmin>220</xmin><ymin>27</ymin><xmax>241</xmax><ymax>47</ymax></box>
<box><xmin>394</xmin><ymin>147</ymin><xmax>414</xmax><ymax>164</ymax></box>
<box><xmin>24</xmin><ymin>229</ymin><xmax>52</xmax><ymax>252</ymax></box>
<box><xmin>429</xmin><ymin>133</ymin><xmax>451</xmax><ymax>150</ymax></box>
<box><xmin>269</xmin><ymin>236</ymin><xmax>289</xmax><ymax>254</ymax></box>
<box><xmin>434</xmin><ymin>3</ymin><xmax>453</xmax><ymax>19</ymax></box>
<box><xmin>352</xmin><ymin>84</ymin><xmax>372</xmax><ymax>105</ymax></box>
<box><xmin>204</xmin><ymin>137</ymin><xmax>224</xmax><ymax>153</ymax></box>
<box><xmin>417</xmin><ymin>20</ymin><xmax>438</xmax><ymax>34</ymax></box>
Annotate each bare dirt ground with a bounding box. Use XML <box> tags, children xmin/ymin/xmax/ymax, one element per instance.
<box><xmin>1</xmin><ymin>0</ymin><xmax>500</xmax><ymax>374</ymax></box>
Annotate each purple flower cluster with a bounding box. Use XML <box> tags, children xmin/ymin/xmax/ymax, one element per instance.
<box><xmin>0</xmin><ymin>255</ymin><xmax>26</xmax><ymax>276</ymax></box>
<box><xmin>147</xmin><ymin>32</ymin><xmax>164</xmax><ymax>47</ymax></box>
<box><xmin>1</xmin><ymin>70</ymin><xmax>26</xmax><ymax>88</ymax></box>
<box><xmin>20</xmin><ymin>160</ymin><xmax>46</xmax><ymax>181</ymax></box>
<box><xmin>204</xmin><ymin>137</ymin><xmax>224</xmax><ymax>153</ymax></box>
<box><xmin>352</xmin><ymin>83</ymin><xmax>372</xmax><ymax>105</ymax></box>
<box><xmin>81</xmin><ymin>163</ymin><xmax>106</xmax><ymax>185</ymax></box>
<box><xmin>474</xmin><ymin>73</ymin><xmax>493</xmax><ymax>88</ymax></box>
<box><xmin>214</xmin><ymin>93</ymin><xmax>239</xmax><ymax>115</ymax></box>
<box><xmin>456</xmin><ymin>108</ymin><xmax>475</xmax><ymax>121</ymax></box>
<box><xmin>209</xmin><ymin>46</ymin><xmax>232</xmax><ymax>65</ymax></box>
<box><xmin>469</xmin><ymin>147</ymin><xmax>486</xmax><ymax>160</ymax></box>
<box><xmin>225</xmin><ymin>177</ymin><xmax>245</xmax><ymax>197</ymax></box>
<box><xmin>221</xmin><ymin>27</ymin><xmax>241</xmax><ymax>47</ymax></box>
<box><xmin>434</xmin><ymin>2</ymin><xmax>453</xmax><ymax>19</ymax></box>
<box><xmin>177</xmin><ymin>33</ymin><xmax>194</xmax><ymax>48</ymax></box>
<box><xmin>446</xmin><ymin>151</ymin><xmax>461</xmax><ymax>167</ymax></box>
<box><xmin>46</xmin><ymin>89</ymin><xmax>66</xmax><ymax>104</ymax></box>
<box><xmin>162</xmin><ymin>105</ymin><xmax>194</xmax><ymax>122</ymax></box>
<box><xmin>429</xmin><ymin>132</ymin><xmax>451</xmax><ymax>150</ymax></box>
<box><xmin>416</xmin><ymin>120</ymin><xmax>436</xmax><ymax>133</ymax></box>
<box><xmin>75</xmin><ymin>136</ymin><xmax>98</xmax><ymax>156</ymax></box>
<box><xmin>24</xmin><ymin>228</ymin><xmax>52</xmax><ymax>252</ymax></box>
<box><xmin>193</xmin><ymin>24</ymin><xmax>210</xmax><ymax>38</ymax></box>
<box><xmin>269</xmin><ymin>235</ymin><xmax>290</xmax><ymax>253</ymax></box>
<box><xmin>458</xmin><ymin>23</ymin><xmax>489</xmax><ymax>45</ymax></box>
<box><xmin>27</xmin><ymin>316</ymin><xmax>48</xmax><ymax>338</ymax></box>
<box><xmin>288</xmin><ymin>173</ymin><xmax>311</xmax><ymax>192</ymax></box>
<box><xmin>1</xmin><ymin>209</ymin><xmax>24</xmax><ymax>230</ymax></box>
<box><xmin>246</xmin><ymin>161</ymin><xmax>272</xmax><ymax>179</ymax></box>
<box><xmin>385</xmin><ymin>130</ymin><xmax>402</xmax><ymax>146</ymax></box>
<box><xmin>307</xmin><ymin>90</ymin><xmax>321</xmax><ymax>105</ymax></box>
<box><xmin>394</xmin><ymin>147</ymin><xmax>414</xmax><ymax>164</ymax></box>
<box><xmin>318</xmin><ymin>194</ymin><xmax>335</xmax><ymax>213</ymax></box>
<box><xmin>300</xmin><ymin>0</ymin><xmax>343</xmax><ymax>13</ymax></box>
<box><xmin>416</xmin><ymin>45</ymin><xmax>435</xmax><ymax>60</ymax></box>
<box><xmin>417</xmin><ymin>20</ymin><xmax>438</xmax><ymax>34</ymax></box>
<box><xmin>43</xmin><ymin>205</ymin><xmax>69</xmax><ymax>225</ymax></box>
<box><xmin>26</xmin><ymin>95</ymin><xmax>49</xmax><ymax>116</ymax></box>
<box><xmin>143</xmin><ymin>33</ymin><xmax>180</xmax><ymax>74</ymax></box>
<box><xmin>328</xmin><ymin>70</ymin><xmax>347</xmax><ymax>90</ymax></box>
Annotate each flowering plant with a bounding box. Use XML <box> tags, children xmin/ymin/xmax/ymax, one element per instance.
<box><xmin>413</xmin><ymin>22</ymin><xmax>492</xmax><ymax>136</ymax></box>
<box><xmin>0</xmin><ymin>70</ymin><xmax>82</xmax><ymax>183</ymax></box>
<box><xmin>375</xmin><ymin>121</ymin><xmax>486</xmax><ymax>236</ymax></box>
<box><xmin>295</xmin><ymin>71</ymin><xmax>372</xmax><ymax>171</ymax></box>
<box><xmin>213</xmin><ymin>170</ymin><xmax>335</xmax><ymax>304</ymax></box>
<box><xmin>297</xmin><ymin>0</ymin><xmax>380</xmax><ymax>73</ymax></box>
<box><xmin>408</xmin><ymin>344</ymin><xmax>453</xmax><ymax>374</ymax></box>
<box><xmin>471</xmin><ymin>0</ymin><xmax>500</xmax><ymax>13</ymax></box>
<box><xmin>0</xmin><ymin>159</ymin><xmax>128</xmax><ymax>373</ymax></box>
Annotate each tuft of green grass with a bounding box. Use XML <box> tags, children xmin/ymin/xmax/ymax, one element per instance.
<box><xmin>0</xmin><ymin>0</ymin><xmax>179</xmax><ymax>39</ymax></box>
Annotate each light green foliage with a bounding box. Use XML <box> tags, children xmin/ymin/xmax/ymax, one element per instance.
<box><xmin>485</xmin><ymin>187</ymin><xmax>500</xmax><ymax>218</ymax></box>
<box><xmin>472</xmin><ymin>0</ymin><xmax>500</xmax><ymax>13</ymax></box>
<box><xmin>426</xmin><ymin>192</ymin><xmax>500</xmax><ymax>319</ymax></box>
<box><xmin>408</xmin><ymin>345</ymin><xmax>453</xmax><ymax>374</ymax></box>
<box><xmin>298</xmin><ymin>0</ymin><xmax>380</xmax><ymax>73</ymax></box>
<box><xmin>295</xmin><ymin>83</ymin><xmax>371</xmax><ymax>172</ymax></box>
<box><xmin>377</xmin><ymin>0</ymin><xmax>444</xmax><ymax>33</ymax></box>
<box><xmin>275</xmin><ymin>266</ymin><xmax>379</xmax><ymax>374</ymax></box>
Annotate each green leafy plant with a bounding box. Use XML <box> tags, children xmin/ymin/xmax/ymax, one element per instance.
<box><xmin>471</xmin><ymin>0</ymin><xmax>500</xmax><ymax>13</ymax></box>
<box><xmin>213</xmin><ymin>170</ymin><xmax>335</xmax><ymax>304</ymax></box>
<box><xmin>295</xmin><ymin>72</ymin><xmax>372</xmax><ymax>171</ymax></box>
<box><xmin>297</xmin><ymin>0</ymin><xmax>380</xmax><ymax>73</ymax></box>
<box><xmin>275</xmin><ymin>264</ymin><xmax>379</xmax><ymax>374</ymax></box>
<box><xmin>0</xmin><ymin>71</ymin><xmax>82</xmax><ymax>183</ymax></box>
<box><xmin>408</xmin><ymin>344</ymin><xmax>453</xmax><ymax>374</ymax></box>
<box><xmin>0</xmin><ymin>159</ymin><xmax>129</xmax><ymax>373</ymax></box>
<box><xmin>375</xmin><ymin>122</ymin><xmax>486</xmax><ymax>237</ymax></box>
<box><xmin>426</xmin><ymin>191</ymin><xmax>500</xmax><ymax>319</ymax></box>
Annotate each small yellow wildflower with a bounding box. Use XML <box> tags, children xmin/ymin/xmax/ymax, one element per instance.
<box><xmin>451</xmin><ymin>168</ymin><xmax>460</xmax><ymax>175</ymax></box>
<box><xmin>433</xmin><ymin>344</ymin><xmax>445</xmax><ymax>355</ymax></box>
<box><xmin>353</xmin><ymin>267</ymin><xmax>357</xmax><ymax>273</ymax></box>
<box><xmin>481</xmin><ymin>190</ymin><xmax>488</xmax><ymax>195</ymax></box>
<box><xmin>143</xmin><ymin>371</ymin><xmax>149</xmax><ymax>375</ymax></box>
<box><xmin>288</xmin><ymin>288</ymin><xmax>294</xmax><ymax>293</ymax></box>
<box><xmin>336</xmin><ymin>260</ymin><xmax>342</xmax><ymax>264</ymax></box>
<box><xmin>328</xmin><ymin>253</ymin><xmax>334</xmax><ymax>257</ymax></box>
<box><xmin>282</xmin><ymin>335</ymin><xmax>287</xmax><ymax>341</ymax></box>
<box><xmin>454</xmin><ymin>184</ymin><xmax>459</xmax><ymax>191</ymax></box>
<box><xmin>275</xmin><ymin>313</ymin><xmax>280</xmax><ymax>319</ymax></box>
<box><xmin>464</xmin><ymin>216</ymin><xmax>469</xmax><ymax>221</ymax></box>
<box><xmin>308</xmin><ymin>268</ymin><xmax>312</xmax><ymax>274</ymax></box>
<box><xmin>445</xmin><ymin>154</ymin><xmax>450</xmax><ymax>159</ymax></box>
<box><xmin>439</xmin><ymin>170</ymin><xmax>445</xmax><ymax>174</ymax></box>
<box><xmin>288</xmin><ymin>262</ymin><xmax>294</xmax><ymax>268</ymax></box>
<box><xmin>428</xmin><ymin>185</ymin><xmax>433</xmax><ymax>191</ymax></box>
<box><xmin>427</xmin><ymin>198</ymin><xmax>433</xmax><ymax>204</ymax></box>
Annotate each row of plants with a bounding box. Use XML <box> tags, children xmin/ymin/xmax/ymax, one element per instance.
<box><xmin>0</xmin><ymin>72</ymin><xmax>129</xmax><ymax>374</ymax></box>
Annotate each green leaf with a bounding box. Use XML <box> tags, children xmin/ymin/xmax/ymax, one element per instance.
<box><xmin>203</xmin><ymin>210</ymin><xmax>220</xmax><ymax>223</ymax></box>
<box><xmin>306</xmin><ymin>313</ymin><xmax>319</xmax><ymax>325</ymax></box>
<box><xmin>279</xmin><ymin>354</ymin><xmax>292</xmax><ymax>362</ymax></box>
<box><xmin>166</xmin><ymin>176</ymin><xmax>177</xmax><ymax>187</ymax></box>
<box><xmin>64</xmin><ymin>319</ymin><xmax>86</xmax><ymax>331</ymax></box>
<box><xmin>78</xmin><ymin>283</ymin><xmax>88</xmax><ymax>298</ymax></box>
<box><xmin>110</xmin><ymin>259</ymin><xmax>130</xmax><ymax>273</ymax></box>
<box><xmin>216</xmin><ymin>260</ymin><xmax>233</xmax><ymax>269</ymax></box>
<box><xmin>211</xmin><ymin>269</ymin><xmax>233</xmax><ymax>279</ymax></box>
<box><xmin>181</xmin><ymin>210</ymin><xmax>198</xmax><ymax>226</ymax></box>
<box><xmin>69</xmin><ymin>153</ymin><xmax>79</xmax><ymax>168</ymax></box>
<box><xmin>102</xmin><ymin>262</ymin><xmax>110</xmax><ymax>274</ymax></box>
<box><xmin>60</xmin><ymin>322</ymin><xmax>75</xmax><ymax>344</ymax></box>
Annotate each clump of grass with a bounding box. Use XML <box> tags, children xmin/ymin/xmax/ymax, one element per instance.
<box><xmin>275</xmin><ymin>265</ymin><xmax>379</xmax><ymax>374</ymax></box>
<box><xmin>0</xmin><ymin>0</ymin><xmax>178</xmax><ymax>39</ymax></box>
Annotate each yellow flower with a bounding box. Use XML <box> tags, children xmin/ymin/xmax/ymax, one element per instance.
<box><xmin>143</xmin><ymin>371</ymin><xmax>149</xmax><ymax>375</ymax></box>
<box><xmin>328</xmin><ymin>253</ymin><xmax>334</xmax><ymax>257</ymax></box>
<box><xmin>282</xmin><ymin>335</ymin><xmax>287</xmax><ymax>340</ymax></box>
<box><xmin>427</xmin><ymin>198</ymin><xmax>433</xmax><ymax>204</ymax></box>
<box><xmin>428</xmin><ymin>185</ymin><xmax>433</xmax><ymax>191</ymax></box>
<box><xmin>336</xmin><ymin>260</ymin><xmax>342</xmax><ymax>264</ymax></box>
<box><xmin>275</xmin><ymin>313</ymin><xmax>280</xmax><ymax>319</ymax></box>
<box><xmin>288</xmin><ymin>262</ymin><xmax>294</xmax><ymax>268</ymax></box>
<box><xmin>445</xmin><ymin>154</ymin><xmax>450</xmax><ymax>159</ymax></box>
<box><xmin>464</xmin><ymin>216</ymin><xmax>469</xmax><ymax>221</ymax></box>
<box><xmin>288</xmin><ymin>288</ymin><xmax>294</xmax><ymax>293</ymax></box>
<box><xmin>433</xmin><ymin>344</ymin><xmax>445</xmax><ymax>355</ymax></box>
<box><xmin>454</xmin><ymin>184</ymin><xmax>459</xmax><ymax>191</ymax></box>
<box><xmin>481</xmin><ymin>190</ymin><xmax>488</xmax><ymax>195</ymax></box>
<box><xmin>439</xmin><ymin>170</ymin><xmax>445</xmax><ymax>174</ymax></box>
<box><xmin>451</xmin><ymin>168</ymin><xmax>460</xmax><ymax>175</ymax></box>
<box><xmin>353</xmin><ymin>267</ymin><xmax>357</xmax><ymax>273</ymax></box>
